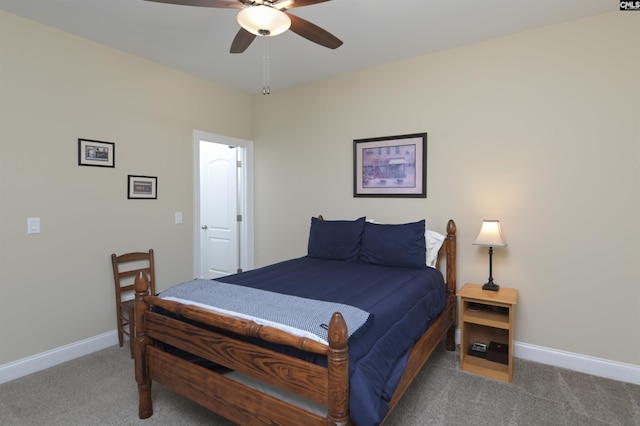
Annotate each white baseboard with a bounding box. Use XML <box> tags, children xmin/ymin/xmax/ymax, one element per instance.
<box><xmin>0</xmin><ymin>331</ymin><xmax>119</xmax><ymax>385</ymax></box>
<box><xmin>514</xmin><ymin>341</ymin><xmax>640</xmax><ymax>385</ymax></box>
<box><xmin>2</xmin><ymin>330</ymin><xmax>639</xmax><ymax>386</ymax></box>
<box><xmin>454</xmin><ymin>329</ymin><xmax>640</xmax><ymax>385</ymax></box>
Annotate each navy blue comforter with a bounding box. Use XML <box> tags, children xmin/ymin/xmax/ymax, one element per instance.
<box><xmin>218</xmin><ymin>256</ymin><xmax>446</xmax><ymax>426</ymax></box>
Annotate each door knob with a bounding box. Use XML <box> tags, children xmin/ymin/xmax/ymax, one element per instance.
<box><xmin>201</xmin><ymin>225</ymin><xmax>208</xmax><ymax>230</ymax></box>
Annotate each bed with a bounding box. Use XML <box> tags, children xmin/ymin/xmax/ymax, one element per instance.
<box><xmin>133</xmin><ymin>217</ymin><xmax>457</xmax><ymax>425</ymax></box>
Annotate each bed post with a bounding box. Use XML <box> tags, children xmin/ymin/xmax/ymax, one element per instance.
<box><xmin>445</xmin><ymin>219</ymin><xmax>457</xmax><ymax>351</ymax></box>
<box><xmin>325</xmin><ymin>312</ymin><xmax>350</xmax><ymax>426</ymax></box>
<box><xmin>134</xmin><ymin>271</ymin><xmax>153</xmax><ymax>419</ymax></box>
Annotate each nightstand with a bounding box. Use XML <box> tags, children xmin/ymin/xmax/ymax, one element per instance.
<box><xmin>457</xmin><ymin>283</ymin><xmax>518</xmax><ymax>382</ymax></box>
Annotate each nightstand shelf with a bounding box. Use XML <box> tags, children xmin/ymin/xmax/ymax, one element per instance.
<box><xmin>462</xmin><ymin>352</ymin><xmax>510</xmax><ymax>377</ymax></box>
<box><xmin>457</xmin><ymin>283</ymin><xmax>518</xmax><ymax>382</ymax></box>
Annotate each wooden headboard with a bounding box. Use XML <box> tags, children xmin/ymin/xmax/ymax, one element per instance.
<box><xmin>437</xmin><ymin>219</ymin><xmax>457</xmax><ymax>299</ymax></box>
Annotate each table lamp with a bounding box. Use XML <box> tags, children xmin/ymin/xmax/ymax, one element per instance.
<box><xmin>473</xmin><ymin>220</ymin><xmax>507</xmax><ymax>291</ymax></box>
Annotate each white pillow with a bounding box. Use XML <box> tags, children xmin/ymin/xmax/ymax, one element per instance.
<box><xmin>425</xmin><ymin>230</ymin><xmax>445</xmax><ymax>268</ymax></box>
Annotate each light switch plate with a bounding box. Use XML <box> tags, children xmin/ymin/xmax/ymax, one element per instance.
<box><xmin>27</xmin><ymin>217</ymin><xmax>40</xmax><ymax>234</ymax></box>
<box><xmin>175</xmin><ymin>212</ymin><xmax>182</xmax><ymax>224</ymax></box>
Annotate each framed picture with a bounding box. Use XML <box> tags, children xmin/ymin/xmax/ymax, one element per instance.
<box><xmin>353</xmin><ymin>133</ymin><xmax>427</xmax><ymax>198</ymax></box>
<box><xmin>78</xmin><ymin>139</ymin><xmax>115</xmax><ymax>168</ymax></box>
<box><xmin>128</xmin><ymin>175</ymin><xmax>157</xmax><ymax>199</ymax></box>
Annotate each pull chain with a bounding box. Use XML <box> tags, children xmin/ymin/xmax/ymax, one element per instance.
<box><xmin>262</xmin><ymin>38</ymin><xmax>270</xmax><ymax>95</ymax></box>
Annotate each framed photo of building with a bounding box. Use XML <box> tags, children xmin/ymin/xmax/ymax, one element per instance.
<box><xmin>78</xmin><ymin>139</ymin><xmax>115</xmax><ymax>168</ymax></box>
<box><xmin>128</xmin><ymin>175</ymin><xmax>157</xmax><ymax>199</ymax></box>
<box><xmin>353</xmin><ymin>133</ymin><xmax>427</xmax><ymax>198</ymax></box>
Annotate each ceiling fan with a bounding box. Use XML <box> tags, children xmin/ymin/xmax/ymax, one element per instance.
<box><xmin>144</xmin><ymin>0</ymin><xmax>343</xmax><ymax>54</ymax></box>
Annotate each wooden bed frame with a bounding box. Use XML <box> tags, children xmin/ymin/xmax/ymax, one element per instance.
<box><xmin>133</xmin><ymin>219</ymin><xmax>457</xmax><ymax>425</ymax></box>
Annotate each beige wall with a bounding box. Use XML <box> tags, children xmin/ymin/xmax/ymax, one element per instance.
<box><xmin>0</xmin><ymin>11</ymin><xmax>252</xmax><ymax>364</ymax></box>
<box><xmin>1</xmin><ymin>9</ymin><xmax>638</xmax><ymax>371</ymax></box>
<box><xmin>251</xmin><ymin>12</ymin><xmax>640</xmax><ymax>365</ymax></box>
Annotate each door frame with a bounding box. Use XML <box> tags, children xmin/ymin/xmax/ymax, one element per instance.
<box><xmin>193</xmin><ymin>130</ymin><xmax>254</xmax><ymax>278</ymax></box>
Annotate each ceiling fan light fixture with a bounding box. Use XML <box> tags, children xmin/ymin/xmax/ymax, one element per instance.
<box><xmin>237</xmin><ymin>5</ymin><xmax>291</xmax><ymax>37</ymax></box>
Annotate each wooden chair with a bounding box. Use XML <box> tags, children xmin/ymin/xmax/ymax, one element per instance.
<box><xmin>111</xmin><ymin>249</ymin><xmax>155</xmax><ymax>357</ymax></box>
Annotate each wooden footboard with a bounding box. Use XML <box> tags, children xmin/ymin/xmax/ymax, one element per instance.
<box><xmin>134</xmin><ymin>274</ymin><xmax>350</xmax><ymax>425</ymax></box>
<box><xmin>133</xmin><ymin>219</ymin><xmax>457</xmax><ymax>425</ymax></box>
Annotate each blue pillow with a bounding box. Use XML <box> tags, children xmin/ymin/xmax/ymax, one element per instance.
<box><xmin>307</xmin><ymin>217</ymin><xmax>366</xmax><ymax>262</ymax></box>
<box><xmin>359</xmin><ymin>220</ymin><xmax>427</xmax><ymax>269</ymax></box>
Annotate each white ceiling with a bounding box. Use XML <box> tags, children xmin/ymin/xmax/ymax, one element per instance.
<box><xmin>0</xmin><ymin>0</ymin><xmax>615</xmax><ymax>94</ymax></box>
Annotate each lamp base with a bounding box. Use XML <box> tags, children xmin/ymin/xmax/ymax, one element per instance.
<box><xmin>482</xmin><ymin>281</ymin><xmax>500</xmax><ymax>292</ymax></box>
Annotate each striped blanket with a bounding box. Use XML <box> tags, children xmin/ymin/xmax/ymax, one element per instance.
<box><xmin>159</xmin><ymin>279</ymin><xmax>372</xmax><ymax>345</ymax></box>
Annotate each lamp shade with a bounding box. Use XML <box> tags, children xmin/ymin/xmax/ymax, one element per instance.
<box><xmin>237</xmin><ymin>5</ymin><xmax>291</xmax><ymax>37</ymax></box>
<box><xmin>473</xmin><ymin>220</ymin><xmax>507</xmax><ymax>247</ymax></box>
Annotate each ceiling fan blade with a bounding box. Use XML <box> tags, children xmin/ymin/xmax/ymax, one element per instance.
<box><xmin>230</xmin><ymin>28</ymin><xmax>257</xmax><ymax>53</ymax></box>
<box><xmin>287</xmin><ymin>13</ymin><xmax>342</xmax><ymax>49</ymax></box>
<box><xmin>278</xmin><ymin>0</ymin><xmax>330</xmax><ymax>10</ymax></box>
<box><xmin>144</xmin><ymin>0</ymin><xmax>244</xmax><ymax>9</ymax></box>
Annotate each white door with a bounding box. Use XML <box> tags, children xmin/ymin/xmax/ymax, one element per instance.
<box><xmin>200</xmin><ymin>141</ymin><xmax>239</xmax><ymax>279</ymax></box>
<box><xmin>194</xmin><ymin>131</ymin><xmax>254</xmax><ymax>279</ymax></box>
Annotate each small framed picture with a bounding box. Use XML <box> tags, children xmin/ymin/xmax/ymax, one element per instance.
<box><xmin>128</xmin><ymin>175</ymin><xmax>157</xmax><ymax>199</ymax></box>
<box><xmin>78</xmin><ymin>139</ymin><xmax>115</xmax><ymax>168</ymax></box>
<box><xmin>353</xmin><ymin>133</ymin><xmax>427</xmax><ymax>198</ymax></box>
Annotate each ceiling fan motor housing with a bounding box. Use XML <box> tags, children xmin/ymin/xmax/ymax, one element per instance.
<box><xmin>237</xmin><ymin>4</ymin><xmax>291</xmax><ymax>37</ymax></box>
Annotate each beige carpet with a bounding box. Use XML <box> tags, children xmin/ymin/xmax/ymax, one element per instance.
<box><xmin>1</xmin><ymin>343</ymin><xmax>638</xmax><ymax>425</ymax></box>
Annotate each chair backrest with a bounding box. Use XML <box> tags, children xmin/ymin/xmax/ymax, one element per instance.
<box><xmin>111</xmin><ymin>249</ymin><xmax>155</xmax><ymax>301</ymax></box>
